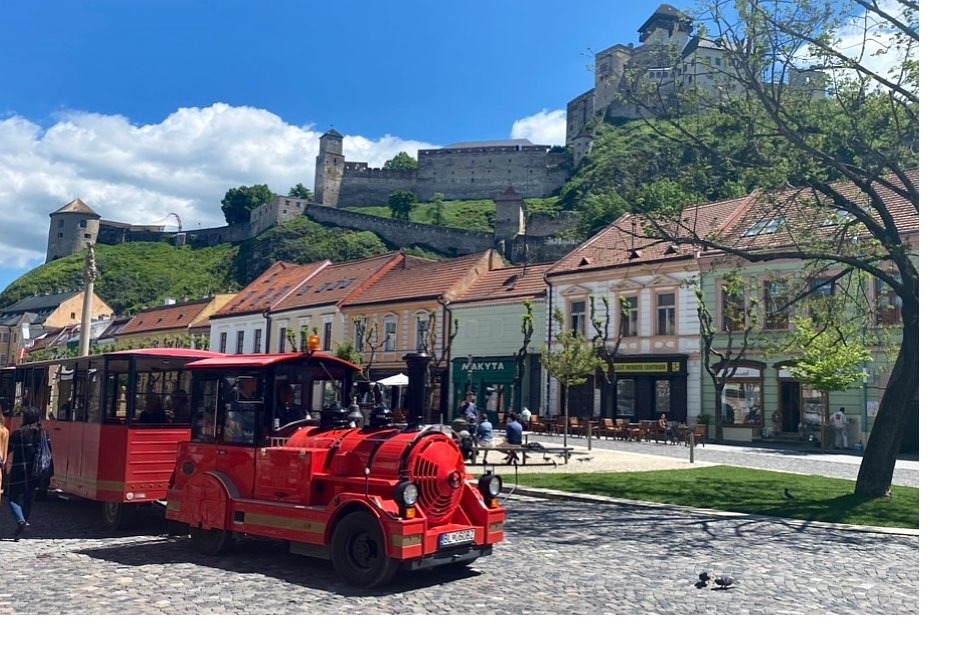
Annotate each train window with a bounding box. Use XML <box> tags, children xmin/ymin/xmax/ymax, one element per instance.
<box><xmin>103</xmin><ymin>360</ymin><xmax>130</xmax><ymax>423</ymax></box>
<box><xmin>55</xmin><ymin>364</ymin><xmax>76</xmax><ymax>421</ymax></box>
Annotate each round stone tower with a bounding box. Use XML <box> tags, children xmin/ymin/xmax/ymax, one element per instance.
<box><xmin>47</xmin><ymin>198</ymin><xmax>101</xmax><ymax>263</ymax></box>
<box><xmin>314</xmin><ymin>129</ymin><xmax>345</xmax><ymax>207</ymax></box>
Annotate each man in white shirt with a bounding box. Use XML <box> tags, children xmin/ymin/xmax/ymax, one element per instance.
<box><xmin>829</xmin><ymin>407</ymin><xmax>848</xmax><ymax>449</ymax></box>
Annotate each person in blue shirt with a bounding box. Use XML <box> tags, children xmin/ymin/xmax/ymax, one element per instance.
<box><xmin>500</xmin><ymin>411</ymin><xmax>525</xmax><ymax>464</ymax></box>
<box><xmin>475</xmin><ymin>412</ymin><xmax>495</xmax><ymax>463</ymax></box>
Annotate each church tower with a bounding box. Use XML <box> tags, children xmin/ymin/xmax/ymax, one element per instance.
<box><xmin>47</xmin><ymin>198</ymin><xmax>102</xmax><ymax>262</ymax></box>
<box><xmin>315</xmin><ymin>129</ymin><xmax>345</xmax><ymax>207</ymax></box>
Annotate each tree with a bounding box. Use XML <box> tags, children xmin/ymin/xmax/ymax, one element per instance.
<box><xmin>417</xmin><ymin>310</ymin><xmax>459</xmax><ymax>422</ymax></box>
<box><xmin>221</xmin><ymin>184</ymin><xmax>275</xmax><ymax>225</ymax></box>
<box><xmin>430</xmin><ymin>192</ymin><xmax>447</xmax><ymax>226</ymax></box>
<box><xmin>689</xmin><ymin>269</ymin><xmax>761</xmax><ymax>441</ymax></box>
<box><xmin>388</xmin><ymin>191</ymin><xmax>417</xmax><ymax>220</ymax></box>
<box><xmin>623</xmin><ymin>0</ymin><xmax>918</xmax><ymax>498</ymax></box>
<box><xmin>288</xmin><ymin>183</ymin><xmax>312</xmax><ymax>200</ymax></box>
<box><xmin>540</xmin><ymin>308</ymin><xmax>602</xmax><ymax>445</ymax></box>
<box><xmin>383</xmin><ymin>151</ymin><xmax>418</xmax><ymax>171</ymax></box>
<box><xmin>512</xmin><ymin>299</ymin><xmax>535</xmax><ymax>410</ymax></box>
<box><xmin>590</xmin><ymin>295</ymin><xmax>631</xmax><ymax>386</ymax></box>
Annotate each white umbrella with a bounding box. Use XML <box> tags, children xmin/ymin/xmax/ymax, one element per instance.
<box><xmin>377</xmin><ymin>373</ymin><xmax>409</xmax><ymax>387</ymax></box>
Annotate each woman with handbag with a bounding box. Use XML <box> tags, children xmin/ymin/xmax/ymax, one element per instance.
<box><xmin>5</xmin><ymin>405</ymin><xmax>43</xmax><ymax>541</ymax></box>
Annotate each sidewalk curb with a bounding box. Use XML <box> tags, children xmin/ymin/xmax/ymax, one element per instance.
<box><xmin>506</xmin><ymin>486</ymin><xmax>919</xmax><ymax>538</ymax></box>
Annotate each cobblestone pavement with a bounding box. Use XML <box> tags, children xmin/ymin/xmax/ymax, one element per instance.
<box><xmin>0</xmin><ymin>490</ymin><xmax>918</xmax><ymax>615</ymax></box>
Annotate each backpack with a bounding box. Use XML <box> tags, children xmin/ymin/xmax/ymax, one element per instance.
<box><xmin>32</xmin><ymin>428</ymin><xmax>54</xmax><ymax>481</ymax></box>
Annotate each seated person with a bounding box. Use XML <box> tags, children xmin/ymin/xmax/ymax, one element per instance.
<box><xmin>475</xmin><ymin>412</ymin><xmax>495</xmax><ymax>463</ymax></box>
<box><xmin>170</xmin><ymin>389</ymin><xmax>191</xmax><ymax>422</ymax></box>
<box><xmin>274</xmin><ymin>383</ymin><xmax>308</xmax><ymax>427</ymax></box>
<box><xmin>500</xmin><ymin>411</ymin><xmax>524</xmax><ymax>464</ymax></box>
<box><xmin>139</xmin><ymin>393</ymin><xmax>167</xmax><ymax>424</ymax></box>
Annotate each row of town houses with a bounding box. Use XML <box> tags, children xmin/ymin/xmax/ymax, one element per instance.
<box><xmin>1</xmin><ymin>171</ymin><xmax>918</xmax><ymax>450</ymax></box>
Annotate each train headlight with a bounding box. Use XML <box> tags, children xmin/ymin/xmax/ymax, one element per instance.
<box><xmin>478</xmin><ymin>473</ymin><xmax>502</xmax><ymax>507</ymax></box>
<box><xmin>393</xmin><ymin>481</ymin><xmax>419</xmax><ymax>518</ymax></box>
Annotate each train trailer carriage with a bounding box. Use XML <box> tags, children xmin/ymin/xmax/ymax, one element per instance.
<box><xmin>165</xmin><ymin>347</ymin><xmax>506</xmax><ymax>588</ymax></box>
<box><xmin>0</xmin><ymin>348</ymin><xmax>225</xmax><ymax>528</ymax></box>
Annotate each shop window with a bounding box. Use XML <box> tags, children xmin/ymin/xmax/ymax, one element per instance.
<box><xmin>656</xmin><ymin>293</ymin><xmax>675</xmax><ymax>335</ymax></box>
<box><xmin>721</xmin><ymin>372</ymin><xmax>763</xmax><ymax>426</ymax></box>
<box><xmin>800</xmin><ymin>385</ymin><xmax>826</xmax><ymax>439</ymax></box>
<box><xmin>619</xmin><ymin>296</ymin><xmax>638</xmax><ymax>337</ymax></box>
<box><xmin>617</xmin><ymin>378</ymin><xmax>636</xmax><ymax>419</ymax></box>
<box><xmin>655</xmin><ymin>380</ymin><xmax>671</xmax><ymax>415</ymax></box>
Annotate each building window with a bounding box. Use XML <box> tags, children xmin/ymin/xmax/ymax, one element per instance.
<box><xmin>70</xmin><ymin>312</ymin><xmax>76</xmax><ymax>320</ymax></box>
<box><xmin>808</xmin><ymin>278</ymin><xmax>836</xmax><ymax>323</ymax></box>
<box><xmin>875</xmin><ymin>275</ymin><xmax>902</xmax><ymax>325</ymax></box>
<box><xmin>278</xmin><ymin>326</ymin><xmax>287</xmax><ymax>353</ymax></box>
<box><xmin>415</xmin><ymin>315</ymin><xmax>429</xmax><ymax>352</ymax></box>
<box><xmin>253</xmin><ymin>329</ymin><xmax>262</xmax><ymax>354</ymax></box>
<box><xmin>569</xmin><ymin>300</ymin><xmax>586</xmax><ymax>335</ymax></box>
<box><xmin>79</xmin><ymin>220</ymin><xmax>87</xmax><ymax>228</ymax></box>
<box><xmin>655</xmin><ymin>293</ymin><xmax>675</xmax><ymax>335</ymax></box>
<box><xmin>383</xmin><ymin>317</ymin><xmax>397</xmax><ymax>352</ymax></box>
<box><xmin>84</xmin><ymin>233</ymin><xmax>91</xmax><ymax>239</ymax></box>
<box><xmin>59</xmin><ymin>219</ymin><xmax>64</xmax><ymax>227</ymax></box>
<box><xmin>763</xmin><ymin>280</ymin><xmax>789</xmax><ymax>330</ymax></box>
<box><xmin>299</xmin><ymin>327</ymin><xmax>308</xmax><ymax>351</ymax></box>
<box><xmin>744</xmin><ymin>217</ymin><xmax>782</xmax><ymax>236</ymax></box>
<box><xmin>721</xmin><ymin>285</ymin><xmax>746</xmax><ymax>332</ymax></box>
<box><xmin>58</xmin><ymin>233</ymin><xmax>63</xmax><ymax>238</ymax></box>
<box><xmin>235</xmin><ymin>331</ymin><xmax>245</xmax><ymax>354</ymax></box>
<box><xmin>619</xmin><ymin>296</ymin><xmax>638</xmax><ymax>337</ymax></box>
<box><xmin>354</xmin><ymin>319</ymin><xmax>366</xmax><ymax>352</ymax></box>
<box><xmin>219</xmin><ymin>332</ymin><xmax>228</xmax><ymax>353</ymax></box>
<box><xmin>0</xmin><ymin>355</ymin><xmax>5</xmax><ymax>365</ymax></box>
<box><xmin>323</xmin><ymin>322</ymin><xmax>333</xmax><ymax>350</ymax></box>
<box><xmin>0</xmin><ymin>333</ymin><xmax>7</xmax><ymax>342</ymax></box>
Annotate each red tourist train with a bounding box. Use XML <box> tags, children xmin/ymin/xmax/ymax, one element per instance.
<box><xmin>165</xmin><ymin>345</ymin><xmax>505</xmax><ymax>587</ymax></box>
<box><xmin>0</xmin><ymin>348</ymin><xmax>223</xmax><ymax>528</ymax></box>
<box><xmin>3</xmin><ymin>341</ymin><xmax>506</xmax><ymax>587</ymax></box>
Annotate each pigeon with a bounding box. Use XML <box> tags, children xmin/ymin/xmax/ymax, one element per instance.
<box><xmin>577</xmin><ymin>456</ymin><xmax>593</xmax><ymax>462</ymax></box>
<box><xmin>784</xmin><ymin>488</ymin><xmax>796</xmax><ymax>500</ymax></box>
<box><xmin>699</xmin><ymin>571</ymin><xmax>711</xmax><ymax>583</ymax></box>
<box><xmin>713</xmin><ymin>575</ymin><xmax>735</xmax><ymax>590</ymax></box>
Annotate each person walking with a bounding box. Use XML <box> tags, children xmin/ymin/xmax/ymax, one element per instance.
<box><xmin>5</xmin><ymin>406</ymin><xmax>44</xmax><ymax>540</ymax></box>
<box><xmin>829</xmin><ymin>407</ymin><xmax>848</xmax><ymax>450</ymax></box>
<box><xmin>0</xmin><ymin>405</ymin><xmax>9</xmax><ymax>508</ymax></box>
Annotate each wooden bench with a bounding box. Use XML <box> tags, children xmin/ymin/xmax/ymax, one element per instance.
<box><xmin>472</xmin><ymin>442</ymin><xmax>586</xmax><ymax>467</ymax></box>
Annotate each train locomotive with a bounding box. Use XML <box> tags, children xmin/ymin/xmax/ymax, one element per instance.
<box><xmin>165</xmin><ymin>344</ymin><xmax>505</xmax><ymax>588</ymax></box>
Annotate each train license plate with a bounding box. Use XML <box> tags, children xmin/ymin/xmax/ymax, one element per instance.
<box><xmin>438</xmin><ymin>529</ymin><xmax>475</xmax><ymax>548</ymax></box>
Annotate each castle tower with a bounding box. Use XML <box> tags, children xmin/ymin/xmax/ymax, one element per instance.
<box><xmin>494</xmin><ymin>187</ymin><xmax>526</xmax><ymax>245</ymax></box>
<box><xmin>315</xmin><ymin>129</ymin><xmax>345</xmax><ymax>207</ymax></box>
<box><xmin>47</xmin><ymin>198</ymin><xmax>102</xmax><ymax>263</ymax></box>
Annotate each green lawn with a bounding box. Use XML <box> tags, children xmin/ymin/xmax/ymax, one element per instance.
<box><xmin>512</xmin><ymin>466</ymin><xmax>918</xmax><ymax>529</ymax></box>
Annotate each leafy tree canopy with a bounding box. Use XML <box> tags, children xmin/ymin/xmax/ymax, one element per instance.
<box><xmin>221</xmin><ymin>184</ymin><xmax>275</xmax><ymax>225</ymax></box>
<box><xmin>383</xmin><ymin>151</ymin><xmax>418</xmax><ymax>171</ymax></box>
<box><xmin>288</xmin><ymin>183</ymin><xmax>313</xmax><ymax>200</ymax></box>
<box><xmin>388</xmin><ymin>190</ymin><xmax>417</xmax><ymax>220</ymax></box>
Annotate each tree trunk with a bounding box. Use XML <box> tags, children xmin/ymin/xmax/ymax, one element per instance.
<box><xmin>854</xmin><ymin>307</ymin><xmax>918</xmax><ymax>498</ymax></box>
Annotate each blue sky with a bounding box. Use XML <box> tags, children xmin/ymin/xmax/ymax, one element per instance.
<box><xmin>0</xmin><ymin>0</ymin><xmax>664</xmax><ymax>292</ymax></box>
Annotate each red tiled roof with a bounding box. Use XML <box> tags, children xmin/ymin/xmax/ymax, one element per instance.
<box><xmin>213</xmin><ymin>261</ymin><xmax>331</xmax><ymax>317</ymax></box>
<box><xmin>548</xmin><ymin>195</ymin><xmax>752</xmax><ymax>275</ymax></box>
<box><xmin>452</xmin><ymin>262</ymin><xmax>553</xmax><ymax>304</ymax></box>
<box><xmin>120</xmin><ymin>299</ymin><xmax>215</xmax><ymax>336</ymax></box>
<box><xmin>341</xmin><ymin>252</ymin><xmax>495</xmax><ymax>306</ymax></box>
<box><xmin>718</xmin><ymin>169</ymin><xmax>919</xmax><ymax>251</ymax></box>
<box><xmin>273</xmin><ymin>252</ymin><xmax>405</xmax><ymax>311</ymax></box>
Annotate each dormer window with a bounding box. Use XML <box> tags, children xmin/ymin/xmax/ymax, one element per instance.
<box><xmin>744</xmin><ymin>217</ymin><xmax>782</xmax><ymax>237</ymax></box>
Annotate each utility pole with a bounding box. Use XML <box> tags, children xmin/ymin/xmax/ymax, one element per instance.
<box><xmin>79</xmin><ymin>242</ymin><xmax>99</xmax><ymax>357</ymax></box>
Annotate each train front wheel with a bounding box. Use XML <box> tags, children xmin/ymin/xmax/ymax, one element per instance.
<box><xmin>330</xmin><ymin>511</ymin><xmax>399</xmax><ymax>588</ymax></box>
<box><xmin>190</xmin><ymin>526</ymin><xmax>234</xmax><ymax>555</ymax></box>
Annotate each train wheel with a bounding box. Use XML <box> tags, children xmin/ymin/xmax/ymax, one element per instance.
<box><xmin>101</xmin><ymin>502</ymin><xmax>135</xmax><ymax>530</ymax></box>
<box><xmin>331</xmin><ymin>511</ymin><xmax>399</xmax><ymax>588</ymax></box>
<box><xmin>189</xmin><ymin>526</ymin><xmax>234</xmax><ymax>555</ymax></box>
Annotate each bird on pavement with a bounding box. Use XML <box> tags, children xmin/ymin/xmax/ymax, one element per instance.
<box><xmin>699</xmin><ymin>571</ymin><xmax>711</xmax><ymax>583</ymax></box>
<box><xmin>713</xmin><ymin>575</ymin><xmax>735</xmax><ymax>590</ymax></box>
<box><xmin>577</xmin><ymin>456</ymin><xmax>593</xmax><ymax>462</ymax></box>
<box><xmin>784</xmin><ymin>488</ymin><xmax>796</xmax><ymax>500</ymax></box>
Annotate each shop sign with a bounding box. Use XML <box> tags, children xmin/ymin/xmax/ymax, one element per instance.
<box><xmin>718</xmin><ymin>367</ymin><xmax>761</xmax><ymax>379</ymax></box>
<box><xmin>615</xmin><ymin>362</ymin><xmax>670</xmax><ymax>373</ymax></box>
<box><xmin>460</xmin><ymin>361</ymin><xmax>506</xmax><ymax>372</ymax></box>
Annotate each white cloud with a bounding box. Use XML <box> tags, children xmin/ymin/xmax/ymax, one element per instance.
<box><xmin>0</xmin><ymin>104</ymin><xmax>437</xmax><ymax>288</ymax></box>
<box><xmin>510</xmin><ymin>109</ymin><xmax>566</xmax><ymax>146</ymax></box>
